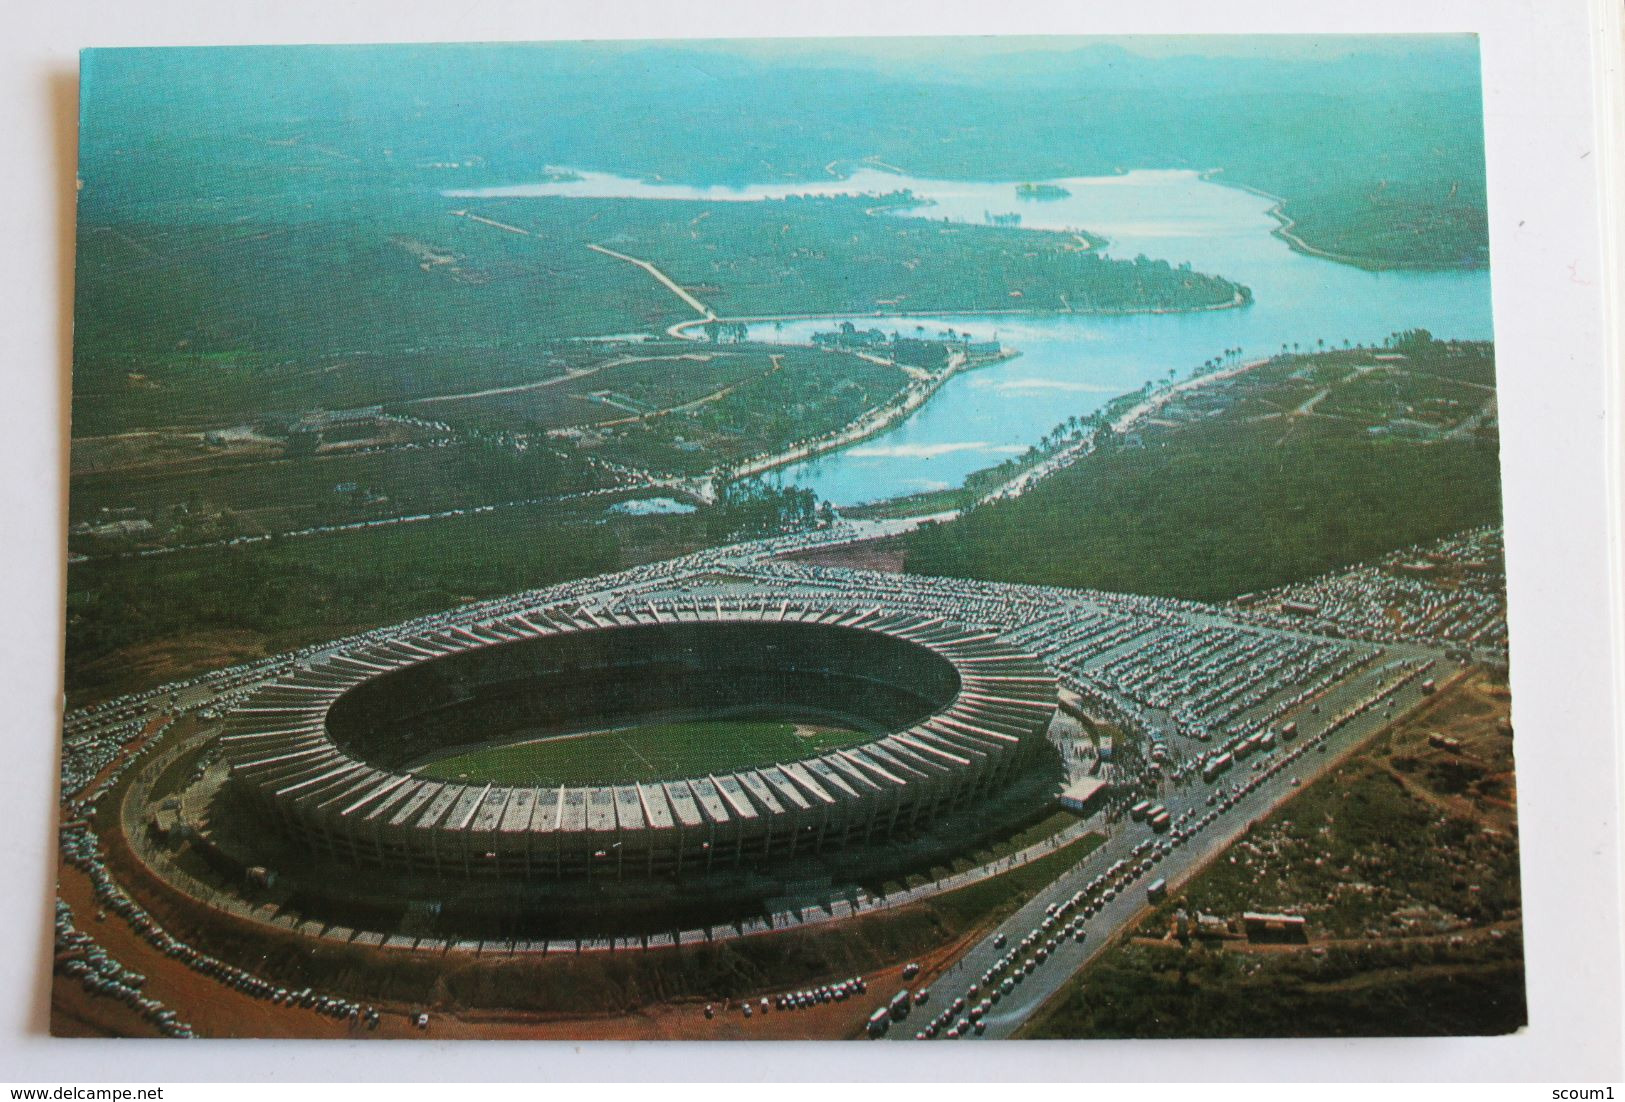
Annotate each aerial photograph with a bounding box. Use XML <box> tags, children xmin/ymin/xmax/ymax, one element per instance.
<box><xmin>55</xmin><ymin>35</ymin><xmax>1523</xmax><ymax>1041</ymax></box>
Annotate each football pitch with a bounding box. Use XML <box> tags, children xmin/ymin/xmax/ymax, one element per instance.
<box><xmin>410</xmin><ymin>720</ymin><xmax>872</xmax><ymax>787</ymax></box>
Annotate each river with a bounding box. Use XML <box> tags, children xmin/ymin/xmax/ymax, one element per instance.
<box><xmin>448</xmin><ymin>168</ymin><xmax>1494</xmax><ymax>505</ymax></box>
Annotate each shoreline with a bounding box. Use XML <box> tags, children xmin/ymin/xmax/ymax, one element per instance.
<box><xmin>970</xmin><ymin>354</ymin><xmax>1276</xmax><ymax>509</ymax></box>
<box><xmin>664</xmin><ymin>290</ymin><xmax>1250</xmax><ymax>340</ymax></box>
<box><xmin>1198</xmin><ymin>169</ymin><xmax>1487</xmax><ymax>274</ymax></box>
<box><xmin>718</xmin><ymin>348</ymin><xmax>1021</xmax><ymax>483</ymax></box>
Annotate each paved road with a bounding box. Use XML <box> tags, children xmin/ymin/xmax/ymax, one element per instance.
<box><xmin>62</xmin><ymin>523</ymin><xmax>1451</xmax><ymax>1045</ymax></box>
<box><xmin>883</xmin><ymin>655</ymin><xmax>1441</xmax><ymax>1041</ymax></box>
<box><xmin>586</xmin><ymin>242</ymin><xmax>716</xmax><ymax>321</ymax></box>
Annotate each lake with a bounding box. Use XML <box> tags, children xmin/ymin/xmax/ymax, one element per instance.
<box><xmin>448</xmin><ymin>169</ymin><xmax>1494</xmax><ymax>505</ymax></box>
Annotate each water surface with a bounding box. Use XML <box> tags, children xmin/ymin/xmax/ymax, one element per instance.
<box><xmin>451</xmin><ymin>169</ymin><xmax>1493</xmax><ymax>504</ymax></box>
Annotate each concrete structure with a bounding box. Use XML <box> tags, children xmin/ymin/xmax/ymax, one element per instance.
<box><xmin>1057</xmin><ymin>776</ymin><xmax>1109</xmax><ymax>815</ymax></box>
<box><xmin>218</xmin><ymin>600</ymin><xmax>1057</xmax><ymax>882</ymax></box>
<box><xmin>1243</xmin><ymin>911</ymin><xmax>1309</xmax><ymax>944</ymax></box>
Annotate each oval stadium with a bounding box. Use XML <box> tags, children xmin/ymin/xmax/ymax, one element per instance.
<box><xmin>216</xmin><ymin>600</ymin><xmax>1059</xmax><ymax>883</ymax></box>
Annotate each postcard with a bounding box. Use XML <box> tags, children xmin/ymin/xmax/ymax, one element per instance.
<box><xmin>56</xmin><ymin>36</ymin><xmax>1523</xmax><ymax>1041</ymax></box>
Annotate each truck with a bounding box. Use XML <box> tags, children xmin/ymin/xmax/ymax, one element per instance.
<box><xmin>1280</xmin><ymin>722</ymin><xmax>1299</xmax><ymax>741</ymax></box>
<box><xmin>1147</xmin><ymin>878</ymin><xmax>1168</xmax><ymax>903</ymax></box>
<box><xmin>1129</xmin><ymin>800</ymin><xmax>1152</xmax><ymax>822</ymax></box>
<box><xmin>1421</xmin><ymin>679</ymin><xmax>1437</xmax><ymax>695</ymax></box>
<box><xmin>1149</xmin><ymin>810</ymin><xmax>1172</xmax><ymax>833</ymax></box>
<box><xmin>867</xmin><ymin>1008</ymin><xmax>891</xmax><ymax>1037</ymax></box>
<box><xmin>888</xmin><ymin>990</ymin><xmax>913</xmax><ymax>1021</ymax></box>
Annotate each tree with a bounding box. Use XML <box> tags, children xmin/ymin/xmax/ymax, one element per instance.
<box><xmin>1387</xmin><ymin>328</ymin><xmax>1435</xmax><ymax>353</ymax></box>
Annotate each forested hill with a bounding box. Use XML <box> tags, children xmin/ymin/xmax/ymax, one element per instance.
<box><xmin>901</xmin><ymin>340</ymin><xmax>1504</xmax><ymax>601</ymax></box>
<box><xmin>80</xmin><ymin>37</ymin><xmax>1487</xmax><ymax>270</ymax></box>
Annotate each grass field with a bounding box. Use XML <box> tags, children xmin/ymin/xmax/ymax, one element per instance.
<box><xmin>410</xmin><ymin>719</ymin><xmax>872</xmax><ymax>786</ymax></box>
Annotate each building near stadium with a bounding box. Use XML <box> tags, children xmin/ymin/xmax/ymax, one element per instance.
<box><xmin>215</xmin><ymin>599</ymin><xmax>1058</xmax><ymax>883</ymax></box>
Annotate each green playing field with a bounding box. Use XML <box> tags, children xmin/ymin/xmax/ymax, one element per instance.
<box><xmin>409</xmin><ymin>719</ymin><xmax>872</xmax><ymax>787</ymax></box>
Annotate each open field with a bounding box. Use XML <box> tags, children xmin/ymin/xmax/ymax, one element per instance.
<box><xmin>414</xmin><ymin>347</ymin><xmax>774</xmax><ymax>432</ymax></box>
<box><xmin>68</xmin><ymin>438</ymin><xmax>616</xmax><ymax>554</ymax></box>
<box><xmin>577</xmin><ymin>345</ymin><xmax>913</xmax><ymax>475</ymax></box>
<box><xmin>412</xmin><ymin>720</ymin><xmax>871</xmax><ymax>787</ymax></box>
<box><xmin>1024</xmin><ymin>669</ymin><xmax>1523</xmax><ymax>1038</ymax></box>
<box><xmin>67</xmin><ymin>337</ymin><xmax>614</xmax><ymax>440</ymax></box>
<box><xmin>67</xmin><ymin>340</ymin><xmax>889</xmax><ymax>555</ymax></box>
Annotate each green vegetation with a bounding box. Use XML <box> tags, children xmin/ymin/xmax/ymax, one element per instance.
<box><xmin>72</xmin><ymin>194</ymin><xmax>1243</xmax><ymax>430</ymax></box>
<box><xmin>1017</xmin><ymin>183</ymin><xmax>1072</xmax><ymax>201</ymax></box>
<box><xmin>840</xmin><ymin>487</ymin><xmax>971</xmax><ymax>521</ymax></box>
<box><xmin>68</xmin><ymin>341</ymin><xmax>877</xmax><ymax>553</ymax></box>
<box><xmin>65</xmin><ymin>42</ymin><xmax>1497</xmax><ymax>708</ymax></box>
<box><xmin>580</xmin><ymin>345</ymin><xmax>912</xmax><ymax>475</ymax></box>
<box><xmin>69</xmin><ymin>436</ymin><xmax>614</xmax><ymax>552</ymax></box>
<box><xmin>904</xmin><ymin>341</ymin><xmax>1503</xmax><ymax>602</ymax></box>
<box><xmin>66</xmin><ymin>504</ymin><xmax>618</xmax><ymax>701</ymax></box>
<box><xmin>82</xmin><ymin>40</ymin><xmax>1487</xmax><ymax>271</ymax></box>
<box><xmin>412</xmin><ymin>720</ymin><xmax>871</xmax><ymax>786</ymax></box>
<box><xmin>64</xmin><ymin>481</ymin><xmax>820</xmax><ymax>703</ymax></box>
<box><xmin>1026</xmin><ymin>673</ymin><xmax>1523</xmax><ymax>1039</ymax></box>
<box><xmin>1164</xmin><ymin>773</ymin><xmax>1521</xmax><ymax>938</ymax></box>
<box><xmin>71</xmin><ymin>214</ymin><xmax>678</xmax><ymax>422</ymax></box>
<box><xmin>1025</xmin><ymin>933</ymin><xmax>1526</xmax><ymax>1038</ymax></box>
<box><xmin>584</xmin><ymin>194</ymin><xmax>1244</xmax><ymax>317</ymax></box>
<box><xmin>414</xmin><ymin>345</ymin><xmax>776</xmax><ymax>434</ymax></box>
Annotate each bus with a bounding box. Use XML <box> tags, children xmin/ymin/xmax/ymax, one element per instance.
<box><xmin>1201</xmin><ymin>752</ymin><xmax>1233</xmax><ymax>783</ymax></box>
